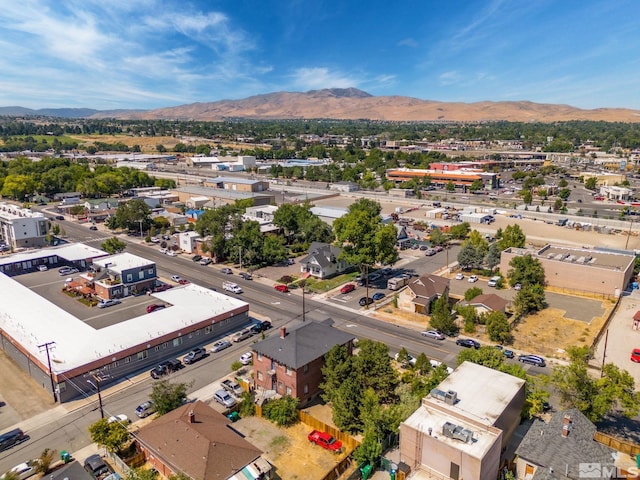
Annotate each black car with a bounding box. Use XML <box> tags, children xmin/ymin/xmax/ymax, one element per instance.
<box><xmin>0</xmin><ymin>428</ymin><xmax>28</xmax><ymax>452</ymax></box>
<box><xmin>192</xmin><ymin>255</ymin><xmax>202</xmax><ymax>262</ymax></box>
<box><xmin>251</xmin><ymin>320</ymin><xmax>272</xmax><ymax>334</ymax></box>
<box><xmin>456</xmin><ymin>338</ymin><xmax>480</xmax><ymax>349</ymax></box>
<box><xmin>359</xmin><ymin>297</ymin><xmax>374</xmax><ymax>307</ymax></box>
<box><xmin>184</xmin><ymin>347</ymin><xmax>207</xmax><ymax>365</ymax></box>
<box><xmin>239</xmin><ymin>272</ymin><xmax>253</xmax><ymax>280</ymax></box>
<box><xmin>150</xmin><ymin>359</ymin><xmax>183</xmax><ymax>379</ymax></box>
<box><xmin>84</xmin><ymin>454</ymin><xmax>113</xmax><ymax>480</ymax></box>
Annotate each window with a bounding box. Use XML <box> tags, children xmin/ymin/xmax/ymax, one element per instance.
<box><xmin>148</xmin><ymin>268</ymin><xmax>154</xmax><ymax>275</ymax></box>
<box><xmin>139</xmin><ymin>271</ymin><xmax>144</xmax><ymax>280</ymax></box>
<box><xmin>286</xmin><ymin>367</ymin><xmax>292</xmax><ymax>376</ymax></box>
<box><xmin>127</xmin><ymin>274</ymin><xmax>133</xmax><ymax>282</ymax></box>
<box><xmin>286</xmin><ymin>386</ymin><xmax>292</xmax><ymax>395</ymax></box>
<box><xmin>173</xmin><ymin>338</ymin><xmax>182</xmax><ymax>347</ymax></box>
<box><xmin>163</xmin><ymin>342</ymin><xmax>168</xmax><ymax>349</ymax></box>
<box><xmin>125</xmin><ymin>357</ymin><xmax>131</xmax><ymax>364</ymax></box>
<box><xmin>205</xmin><ymin>326</ymin><xmax>212</xmax><ymax>334</ymax></box>
<box><xmin>257</xmin><ymin>371</ymin><xmax>263</xmax><ymax>381</ymax></box>
<box><xmin>112</xmin><ymin>360</ymin><xmax>119</xmax><ymax>368</ymax></box>
<box><xmin>58</xmin><ymin>381</ymin><xmax>66</xmax><ymax>393</ymax></box>
<box><xmin>154</xmin><ymin>345</ymin><xmax>160</xmax><ymax>352</ymax></box>
<box><xmin>304</xmin><ymin>384</ymin><xmax>309</xmax><ymax>394</ymax></box>
<box><xmin>257</xmin><ymin>352</ymin><xmax>262</xmax><ymax>361</ymax></box>
<box><xmin>277</xmin><ymin>381</ymin><xmax>282</xmax><ymax>391</ymax></box>
<box><xmin>195</xmin><ymin>330</ymin><xmax>200</xmax><ymax>336</ymax></box>
<box><xmin>137</xmin><ymin>351</ymin><xmax>148</xmax><ymax>361</ymax></box>
<box><xmin>303</xmin><ymin>364</ymin><xmax>309</xmax><ymax>373</ymax></box>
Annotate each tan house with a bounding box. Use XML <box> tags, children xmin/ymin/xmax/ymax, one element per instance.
<box><xmin>400</xmin><ymin>362</ymin><xmax>526</xmax><ymax>480</ymax></box>
<box><xmin>135</xmin><ymin>400</ymin><xmax>273</xmax><ymax>480</ymax></box>
<box><xmin>299</xmin><ymin>242</ymin><xmax>351</xmax><ymax>279</ymax></box>
<box><xmin>499</xmin><ymin>244</ymin><xmax>635</xmax><ymax>297</ymax></box>
<box><xmin>459</xmin><ymin>293</ymin><xmax>508</xmax><ymax>315</ymax></box>
<box><xmin>398</xmin><ymin>274</ymin><xmax>450</xmax><ymax>314</ymax></box>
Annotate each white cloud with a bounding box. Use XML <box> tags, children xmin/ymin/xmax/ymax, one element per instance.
<box><xmin>290</xmin><ymin>67</ymin><xmax>360</xmax><ymax>90</ymax></box>
<box><xmin>398</xmin><ymin>38</ymin><xmax>418</xmax><ymax>48</ymax></box>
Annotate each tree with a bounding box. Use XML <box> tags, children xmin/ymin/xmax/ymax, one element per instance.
<box><xmin>150</xmin><ymin>379</ymin><xmax>192</xmax><ymax>415</ymax></box>
<box><xmin>195</xmin><ymin>204</ymin><xmax>241</xmax><ymax>261</ymax></box>
<box><xmin>445</xmin><ymin>181</ymin><xmax>455</xmax><ymax>193</ymax></box>
<box><xmin>498</xmin><ymin>224</ymin><xmax>526</xmax><ymax>251</ymax></box>
<box><xmin>320</xmin><ymin>344</ymin><xmax>353</xmax><ymax>404</ymax></box>
<box><xmin>485</xmin><ymin>311</ymin><xmax>512</xmax><ymax>343</ymax></box>
<box><xmin>485</xmin><ymin>243</ymin><xmax>501</xmax><ymax>272</ymax></box>
<box><xmin>464</xmin><ymin>287</ymin><xmax>483</xmax><ymax>301</ymax></box>
<box><xmin>449</xmin><ymin>222</ymin><xmax>471</xmax><ymax>240</ymax></box>
<box><xmin>550</xmin><ymin>346</ymin><xmax>640</xmax><ymax>422</ymax></box>
<box><xmin>126</xmin><ymin>467</ymin><xmax>160</xmax><ymax>480</ymax></box>
<box><xmin>263</xmin><ymin>395</ymin><xmax>299</xmax><ymax>426</ymax></box>
<box><xmin>585</xmin><ymin>177</ymin><xmax>598</xmax><ymax>190</ymax></box>
<box><xmin>107</xmin><ymin>198</ymin><xmax>152</xmax><ymax>233</ymax></box>
<box><xmin>457</xmin><ymin>242</ymin><xmax>484</xmax><ymax>270</ymax></box>
<box><xmin>352</xmin><ymin>429</ymin><xmax>383</xmax><ymax>467</ymax></box>
<box><xmin>553</xmin><ymin>198</ymin><xmax>564</xmax><ymax>211</ymax></box>
<box><xmin>558</xmin><ymin>188</ymin><xmax>571</xmax><ymax>200</ymax></box>
<box><xmin>429</xmin><ymin>228</ymin><xmax>446</xmax><ymax>246</ymax></box>
<box><xmin>429</xmin><ymin>294</ymin><xmax>456</xmax><ymax>335</ymax></box>
<box><xmin>513</xmin><ymin>283</ymin><xmax>546</xmax><ymax>315</ymax></box>
<box><xmin>101</xmin><ymin>237</ymin><xmax>127</xmax><ymax>254</ymax></box>
<box><xmin>36</xmin><ymin>448</ymin><xmax>57</xmax><ymax>475</ymax></box>
<box><xmin>457</xmin><ymin>346</ymin><xmax>505</xmax><ymax>370</ymax></box>
<box><xmin>469</xmin><ymin>179</ymin><xmax>484</xmax><ymax>192</ymax></box>
<box><xmin>508</xmin><ymin>254</ymin><xmax>545</xmax><ymax>287</ymax></box>
<box><xmin>1</xmin><ymin>174</ymin><xmax>36</xmax><ymax>200</ymax></box>
<box><xmin>156</xmin><ymin>144</ymin><xmax>167</xmax><ymax>153</ymax></box>
<box><xmin>334</xmin><ymin>198</ymin><xmax>398</xmax><ymax>267</ymax></box>
<box><xmin>353</xmin><ymin>340</ymin><xmax>399</xmax><ymax>403</ymax></box>
<box><xmin>395</xmin><ymin>347</ymin><xmax>411</xmax><ymax>367</ymax></box>
<box><xmin>521</xmin><ymin>189</ymin><xmax>533</xmax><ymax>205</ymax></box>
<box><xmin>88</xmin><ymin>418</ymin><xmax>130</xmax><ymax>453</ymax></box>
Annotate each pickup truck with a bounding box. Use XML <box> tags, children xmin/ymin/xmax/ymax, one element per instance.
<box><xmin>221</xmin><ymin>378</ymin><xmax>244</xmax><ymax>397</ymax></box>
<box><xmin>223</xmin><ymin>281</ymin><xmax>243</xmax><ymax>294</ymax></box>
<box><xmin>150</xmin><ymin>359</ymin><xmax>182</xmax><ymax>379</ymax></box>
<box><xmin>308</xmin><ymin>430</ymin><xmax>343</xmax><ymax>453</ymax></box>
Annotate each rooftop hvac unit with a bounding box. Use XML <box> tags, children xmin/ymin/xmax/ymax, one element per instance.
<box><xmin>442</xmin><ymin>422</ymin><xmax>474</xmax><ymax>443</ymax></box>
<box><xmin>430</xmin><ymin>388</ymin><xmax>458</xmax><ymax>405</ymax></box>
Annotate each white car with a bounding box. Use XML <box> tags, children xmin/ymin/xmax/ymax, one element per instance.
<box><xmin>97</xmin><ymin>298</ymin><xmax>121</xmax><ymax>309</ymax></box>
<box><xmin>170</xmin><ymin>275</ymin><xmax>182</xmax><ymax>282</ymax></box>
<box><xmin>166</xmin><ymin>250</ymin><xmax>177</xmax><ymax>257</ymax></box>
<box><xmin>421</xmin><ymin>330</ymin><xmax>445</xmax><ymax>340</ymax></box>
<box><xmin>0</xmin><ymin>461</ymin><xmax>37</xmax><ymax>480</ymax></box>
<box><xmin>37</xmin><ymin>265</ymin><xmax>48</xmax><ymax>272</ymax></box>
<box><xmin>239</xmin><ymin>352</ymin><xmax>253</xmax><ymax>365</ymax></box>
<box><xmin>468</xmin><ymin>275</ymin><xmax>479</xmax><ymax>283</ymax></box>
<box><xmin>107</xmin><ymin>414</ymin><xmax>130</xmax><ymax>425</ymax></box>
<box><xmin>455</xmin><ymin>273</ymin><xmax>464</xmax><ymax>280</ymax></box>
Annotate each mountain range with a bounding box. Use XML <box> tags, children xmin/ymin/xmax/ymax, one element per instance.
<box><xmin>3</xmin><ymin>88</ymin><xmax>640</xmax><ymax>122</ymax></box>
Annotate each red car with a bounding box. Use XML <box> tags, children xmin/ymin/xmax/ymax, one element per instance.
<box><xmin>178</xmin><ymin>279</ymin><xmax>190</xmax><ymax>285</ymax></box>
<box><xmin>631</xmin><ymin>349</ymin><xmax>640</xmax><ymax>363</ymax></box>
<box><xmin>146</xmin><ymin>304</ymin><xmax>165</xmax><ymax>313</ymax></box>
<box><xmin>340</xmin><ymin>283</ymin><xmax>355</xmax><ymax>294</ymax></box>
<box><xmin>275</xmin><ymin>284</ymin><xmax>289</xmax><ymax>293</ymax></box>
<box><xmin>308</xmin><ymin>430</ymin><xmax>342</xmax><ymax>453</ymax></box>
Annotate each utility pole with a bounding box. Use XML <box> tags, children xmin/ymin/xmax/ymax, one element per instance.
<box><xmin>86</xmin><ymin>371</ymin><xmax>105</xmax><ymax>419</ymax></box>
<box><xmin>37</xmin><ymin>341</ymin><xmax>57</xmax><ymax>402</ymax></box>
<box><xmin>302</xmin><ymin>282</ymin><xmax>306</xmax><ymax>322</ymax></box>
<box><xmin>239</xmin><ymin>246</ymin><xmax>242</xmax><ymax>271</ymax></box>
<box><xmin>365</xmin><ymin>264</ymin><xmax>370</xmax><ymax>309</ymax></box>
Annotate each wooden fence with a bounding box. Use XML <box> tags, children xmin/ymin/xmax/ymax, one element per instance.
<box><xmin>298</xmin><ymin>410</ymin><xmax>361</xmax><ymax>452</ymax></box>
<box><xmin>594</xmin><ymin>431</ymin><xmax>640</xmax><ymax>457</ymax></box>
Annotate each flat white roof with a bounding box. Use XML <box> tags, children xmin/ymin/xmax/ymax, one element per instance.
<box><xmin>0</xmin><ymin>275</ymin><xmax>248</xmax><ymax>373</ymax></box>
<box><xmin>432</xmin><ymin>361</ymin><xmax>525</xmax><ymax>425</ymax></box>
<box><xmin>93</xmin><ymin>252</ymin><xmax>154</xmax><ymax>273</ymax></box>
<box><xmin>0</xmin><ymin>243</ymin><xmax>107</xmax><ymax>266</ymax></box>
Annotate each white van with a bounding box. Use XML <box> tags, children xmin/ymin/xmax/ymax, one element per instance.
<box><xmin>488</xmin><ymin>276</ymin><xmax>501</xmax><ymax>287</ymax></box>
<box><xmin>223</xmin><ymin>281</ymin><xmax>242</xmax><ymax>294</ymax></box>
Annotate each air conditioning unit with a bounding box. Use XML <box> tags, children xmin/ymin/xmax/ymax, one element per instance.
<box><xmin>430</xmin><ymin>389</ymin><xmax>458</xmax><ymax>405</ymax></box>
<box><xmin>442</xmin><ymin>421</ymin><xmax>474</xmax><ymax>443</ymax></box>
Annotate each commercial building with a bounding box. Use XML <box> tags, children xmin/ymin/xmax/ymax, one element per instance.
<box><xmin>172</xmin><ymin>186</ymin><xmax>275</xmax><ymax>207</ymax></box>
<box><xmin>386</xmin><ymin>168</ymin><xmax>499</xmax><ymax>190</ymax></box>
<box><xmin>0</xmin><ymin>251</ymin><xmax>251</xmax><ymax>402</ymax></box>
<box><xmin>203</xmin><ymin>176</ymin><xmax>269</xmax><ymax>193</ymax></box>
<box><xmin>0</xmin><ymin>203</ymin><xmax>49</xmax><ymax>249</ymax></box>
<box><xmin>499</xmin><ymin>245</ymin><xmax>635</xmax><ymax>297</ymax></box>
<box><xmin>400</xmin><ymin>362</ymin><xmax>526</xmax><ymax>480</ymax></box>
<box><xmin>0</xmin><ymin>243</ymin><xmax>108</xmax><ymax>275</ymax></box>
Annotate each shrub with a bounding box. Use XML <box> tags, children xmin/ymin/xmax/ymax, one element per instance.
<box><xmin>278</xmin><ymin>275</ymin><xmax>294</xmax><ymax>284</ymax></box>
<box><xmin>263</xmin><ymin>396</ymin><xmax>299</xmax><ymax>426</ymax></box>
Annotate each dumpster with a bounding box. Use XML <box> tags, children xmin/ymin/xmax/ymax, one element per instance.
<box><xmin>226</xmin><ymin>411</ymin><xmax>239</xmax><ymax>422</ymax></box>
<box><xmin>60</xmin><ymin>450</ymin><xmax>71</xmax><ymax>464</ymax></box>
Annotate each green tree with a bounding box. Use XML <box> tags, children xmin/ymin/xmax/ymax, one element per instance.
<box><xmin>428</xmin><ymin>228</ymin><xmax>446</xmax><ymax>246</ymax></box>
<box><xmin>156</xmin><ymin>144</ymin><xmax>167</xmax><ymax>153</ymax></box>
<box><xmin>1</xmin><ymin>174</ymin><xmax>36</xmax><ymax>200</ymax></box>
<box><xmin>485</xmin><ymin>243</ymin><xmax>501</xmax><ymax>272</ymax></box>
<box><xmin>550</xmin><ymin>346</ymin><xmax>640</xmax><ymax>422</ymax></box>
<box><xmin>558</xmin><ymin>188</ymin><xmax>571</xmax><ymax>200</ymax></box>
<box><xmin>333</xmin><ymin>198</ymin><xmax>398</xmax><ymax>267</ymax></box>
<box><xmin>353</xmin><ymin>340</ymin><xmax>399</xmax><ymax>403</ymax></box>
<box><xmin>445</xmin><ymin>181</ymin><xmax>456</xmax><ymax>192</ymax></box>
<box><xmin>449</xmin><ymin>222</ymin><xmax>471</xmax><ymax>239</ymax></box>
<box><xmin>585</xmin><ymin>177</ymin><xmax>598</xmax><ymax>190</ymax></box>
<box><xmin>553</xmin><ymin>198</ymin><xmax>564</xmax><ymax>211</ymax></box>
<box><xmin>485</xmin><ymin>311</ymin><xmax>512</xmax><ymax>343</ymax></box>
<box><xmin>464</xmin><ymin>287</ymin><xmax>483</xmax><ymax>301</ymax></box>
<box><xmin>457</xmin><ymin>346</ymin><xmax>505</xmax><ymax>370</ymax></box>
<box><xmin>513</xmin><ymin>283</ymin><xmax>546</xmax><ymax>315</ymax></box>
<box><xmin>126</xmin><ymin>467</ymin><xmax>160</xmax><ymax>480</ymax></box>
<box><xmin>413</xmin><ymin>353</ymin><xmax>432</xmax><ymax>375</ymax></box>
<box><xmin>263</xmin><ymin>395</ymin><xmax>299</xmax><ymax>426</ymax></box>
<box><xmin>429</xmin><ymin>294</ymin><xmax>456</xmax><ymax>335</ymax></box>
<box><xmin>395</xmin><ymin>347</ymin><xmax>411</xmax><ymax>368</ymax></box>
<box><xmin>195</xmin><ymin>204</ymin><xmax>241</xmax><ymax>261</ymax></box>
<box><xmin>352</xmin><ymin>429</ymin><xmax>383</xmax><ymax>467</ymax></box>
<box><xmin>88</xmin><ymin>418</ymin><xmax>130</xmax><ymax>453</ymax></box>
<box><xmin>150</xmin><ymin>379</ymin><xmax>192</xmax><ymax>415</ymax></box>
<box><xmin>498</xmin><ymin>224</ymin><xmax>526</xmax><ymax>251</ymax></box>
<box><xmin>521</xmin><ymin>189</ymin><xmax>533</xmax><ymax>205</ymax></box>
<box><xmin>508</xmin><ymin>254</ymin><xmax>545</xmax><ymax>287</ymax></box>
<box><xmin>35</xmin><ymin>448</ymin><xmax>57</xmax><ymax>474</ymax></box>
<box><xmin>320</xmin><ymin>344</ymin><xmax>353</xmax><ymax>404</ymax></box>
<box><xmin>101</xmin><ymin>237</ymin><xmax>127</xmax><ymax>254</ymax></box>
<box><xmin>457</xmin><ymin>242</ymin><xmax>484</xmax><ymax>270</ymax></box>
<box><xmin>469</xmin><ymin>179</ymin><xmax>484</xmax><ymax>192</ymax></box>
<box><xmin>106</xmin><ymin>198</ymin><xmax>152</xmax><ymax>232</ymax></box>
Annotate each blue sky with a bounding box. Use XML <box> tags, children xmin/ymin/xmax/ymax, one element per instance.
<box><xmin>0</xmin><ymin>0</ymin><xmax>639</xmax><ymax>110</ymax></box>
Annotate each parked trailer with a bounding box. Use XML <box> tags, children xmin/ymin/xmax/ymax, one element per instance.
<box><xmin>387</xmin><ymin>274</ymin><xmax>411</xmax><ymax>291</ymax></box>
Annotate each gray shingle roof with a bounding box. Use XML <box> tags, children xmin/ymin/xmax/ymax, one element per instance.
<box><xmin>299</xmin><ymin>242</ymin><xmax>343</xmax><ymax>269</ymax></box>
<box><xmin>515</xmin><ymin>409</ymin><xmax>615</xmax><ymax>479</ymax></box>
<box><xmin>252</xmin><ymin>322</ymin><xmax>355</xmax><ymax>369</ymax></box>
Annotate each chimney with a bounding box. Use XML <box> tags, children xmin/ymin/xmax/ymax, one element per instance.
<box><xmin>188</xmin><ymin>411</ymin><xmax>195</xmax><ymax>423</ymax></box>
<box><xmin>561</xmin><ymin>414</ymin><xmax>571</xmax><ymax>437</ymax></box>
<box><xmin>280</xmin><ymin>327</ymin><xmax>287</xmax><ymax>339</ymax></box>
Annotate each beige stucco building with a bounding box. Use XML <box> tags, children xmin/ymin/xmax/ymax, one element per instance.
<box><xmin>400</xmin><ymin>362</ymin><xmax>526</xmax><ymax>480</ymax></box>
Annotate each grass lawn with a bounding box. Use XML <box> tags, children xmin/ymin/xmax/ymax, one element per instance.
<box><xmin>304</xmin><ymin>271</ymin><xmax>359</xmax><ymax>293</ymax></box>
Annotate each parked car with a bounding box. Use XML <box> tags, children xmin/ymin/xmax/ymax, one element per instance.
<box><xmin>200</xmin><ymin>257</ymin><xmax>213</xmax><ymax>266</ymax></box>
<box><xmin>184</xmin><ymin>347</ymin><xmax>207</xmax><ymax>364</ymax></box>
<box><xmin>89</xmin><ymin>225</ymin><xmax>98</xmax><ymax>231</ymax></box>
<box><xmin>468</xmin><ymin>275</ymin><xmax>479</xmax><ymax>283</ymax></box>
<box><xmin>340</xmin><ymin>283</ymin><xmax>356</xmax><ymax>294</ymax></box>
<box><xmin>150</xmin><ymin>359</ymin><xmax>182</xmax><ymax>379</ymax></box>
<box><xmin>487</xmin><ymin>276</ymin><xmax>501</xmax><ymax>287</ymax></box>
<box><xmin>221</xmin><ymin>268</ymin><xmax>233</xmax><ymax>274</ymax></box>
<box><xmin>274</xmin><ymin>284</ymin><xmax>289</xmax><ymax>293</ymax></box>
<box><xmin>178</xmin><ymin>279</ymin><xmax>190</xmax><ymax>285</ymax></box>
<box><xmin>434</xmin><ymin>245</ymin><xmax>444</xmax><ymax>252</ymax></box>
<box><xmin>424</xmin><ymin>248</ymin><xmax>436</xmax><ymax>256</ymax></box>
<box><xmin>359</xmin><ymin>296</ymin><xmax>374</xmax><ymax>307</ymax></box>
<box><xmin>0</xmin><ymin>460</ymin><xmax>38</xmax><ymax>480</ymax></box>
<box><xmin>502</xmin><ymin>349</ymin><xmax>515</xmax><ymax>359</ymax></box>
<box><xmin>214</xmin><ymin>389</ymin><xmax>237</xmax><ymax>408</ymax></box>
<box><xmin>83</xmin><ymin>454</ymin><xmax>113</xmax><ymax>480</ymax></box>
<box><xmin>211</xmin><ymin>340</ymin><xmax>232</xmax><ymax>353</ymax></box>
<box><xmin>421</xmin><ymin>330</ymin><xmax>445</xmax><ymax>340</ymax></box>
<box><xmin>251</xmin><ymin>320</ymin><xmax>272</xmax><ymax>334</ymax></box>
<box><xmin>372</xmin><ymin>292</ymin><xmax>385</xmax><ymax>301</ymax></box>
<box><xmin>239</xmin><ymin>272</ymin><xmax>253</xmax><ymax>280</ymax></box>
<box><xmin>631</xmin><ymin>348</ymin><xmax>640</xmax><ymax>363</ymax></box>
<box><xmin>239</xmin><ymin>351</ymin><xmax>253</xmax><ymax>365</ymax></box>
<box><xmin>146</xmin><ymin>304</ymin><xmax>165</xmax><ymax>313</ymax></box>
<box><xmin>455</xmin><ymin>273</ymin><xmax>464</xmax><ymax>280</ymax></box>
<box><xmin>368</xmin><ymin>273</ymin><xmax>382</xmax><ymax>282</ymax></box>
<box><xmin>456</xmin><ymin>338</ymin><xmax>480</xmax><ymax>349</ymax></box>
<box><xmin>192</xmin><ymin>255</ymin><xmax>202</xmax><ymax>262</ymax></box>
<box><xmin>513</xmin><ymin>283</ymin><xmax>522</xmax><ymax>291</ymax></box>
<box><xmin>58</xmin><ymin>266</ymin><xmax>78</xmax><ymax>276</ymax></box>
<box><xmin>308</xmin><ymin>430</ymin><xmax>343</xmax><ymax>453</ymax></box>
<box><xmin>380</xmin><ymin>267</ymin><xmax>393</xmax><ymax>276</ymax></box>
<box><xmin>37</xmin><ymin>265</ymin><xmax>48</xmax><ymax>271</ymax></box>
<box><xmin>166</xmin><ymin>251</ymin><xmax>177</xmax><ymax>257</ymax></box>
<box><xmin>107</xmin><ymin>414</ymin><xmax>131</xmax><ymax>425</ymax></box>
<box><xmin>170</xmin><ymin>275</ymin><xmax>182</xmax><ymax>282</ymax></box>
<box><xmin>518</xmin><ymin>354</ymin><xmax>546</xmax><ymax>367</ymax></box>
<box><xmin>231</xmin><ymin>328</ymin><xmax>254</xmax><ymax>342</ymax></box>
<box><xmin>135</xmin><ymin>401</ymin><xmax>156</xmax><ymax>418</ymax></box>
<box><xmin>97</xmin><ymin>298</ymin><xmax>121</xmax><ymax>309</ymax></box>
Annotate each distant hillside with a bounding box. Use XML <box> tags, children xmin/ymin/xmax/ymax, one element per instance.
<box><xmin>4</xmin><ymin>88</ymin><xmax>640</xmax><ymax>122</ymax></box>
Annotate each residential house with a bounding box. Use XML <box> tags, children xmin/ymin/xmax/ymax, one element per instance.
<box><xmin>252</xmin><ymin>323</ymin><xmax>355</xmax><ymax>405</ymax></box>
<box><xmin>89</xmin><ymin>252</ymin><xmax>157</xmax><ymax>299</ymax></box>
<box><xmin>300</xmin><ymin>242</ymin><xmax>350</xmax><ymax>279</ymax></box>
<box><xmin>515</xmin><ymin>408</ymin><xmax>616</xmax><ymax>480</ymax></box>
<box><xmin>400</xmin><ymin>362</ymin><xmax>526</xmax><ymax>480</ymax></box>
<box><xmin>398</xmin><ymin>274</ymin><xmax>450</xmax><ymax>314</ymax></box>
<box><xmin>459</xmin><ymin>293</ymin><xmax>508</xmax><ymax>315</ymax></box>
<box><xmin>135</xmin><ymin>400</ymin><xmax>272</xmax><ymax>480</ymax></box>
<box><xmin>178</xmin><ymin>231</ymin><xmax>200</xmax><ymax>253</ymax></box>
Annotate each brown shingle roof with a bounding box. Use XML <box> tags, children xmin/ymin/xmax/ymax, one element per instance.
<box><xmin>135</xmin><ymin>400</ymin><xmax>262</xmax><ymax>480</ymax></box>
<box><xmin>467</xmin><ymin>293</ymin><xmax>508</xmax><ymax>312</ymax></box>
<box><xmin>407</xmin><ymin>274</ymin><xmax>449</xmax><ymax>299</ymax></box>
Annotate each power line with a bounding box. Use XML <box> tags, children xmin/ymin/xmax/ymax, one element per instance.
<box><xmin>37</xmin><ymin>341</ymin><xmax>58</xmax><ymax>403</ymax></box>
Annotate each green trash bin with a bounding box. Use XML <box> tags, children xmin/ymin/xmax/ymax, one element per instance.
<box><xmin>60</xmin><ymin>450</ymin><xmax>71</xmax><ymax>464</ymax></box>
<box><xmin>636</xmin><ymin>454</ymin><xmax>640</xmax><ymax>469</ymax></box>
<box><xmin>360</xmin><ymin>463</ymin><xmax>373</xmax><ymax>480</ymax></box>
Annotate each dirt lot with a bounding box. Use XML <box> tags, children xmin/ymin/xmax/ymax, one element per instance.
<box><xmin>232</xmin><ymin>414</ymin><xmax>349</xmax><ymax>480</ymax></box>
<box><xmin>67</xmin><ymin>135</ymin><xmax>255</xmax><ymax>153</ymax></box>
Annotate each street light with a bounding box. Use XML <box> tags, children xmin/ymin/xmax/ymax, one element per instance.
<box><xmin>87</xmin><ymin>379</ymin><xmax>104</xmax><ymax>419</ymax></box>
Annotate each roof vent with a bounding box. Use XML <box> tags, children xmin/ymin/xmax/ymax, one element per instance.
<box><xmin>442</xmin><ymin>421</ymin><xmax>474</xmax><ymax>443</ymax></box>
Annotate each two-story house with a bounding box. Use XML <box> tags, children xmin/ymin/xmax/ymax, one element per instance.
<box><xmin>251</xmin><ymin>322</ymin><xmax>355</xmax><ymax>405</ymax></box>
<box><xmin>398</xmin><ymin>274</ymin><xmax>450</xmax><ymax>314</ymax></box>
<box><xmin>89</xmin><ymin>252</ymin><xmax>157</xmax><ymax>299</ymax></box>
<box><xmin>299</xmin><ymin>242</ymin><xmax>351</xmax><ymax>279</ymax></box>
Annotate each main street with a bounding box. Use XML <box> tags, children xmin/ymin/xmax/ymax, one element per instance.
<box><xmin>0</xmin><ymin>211</ymin><xmax>546</xmax><ymax>472</ymax></box>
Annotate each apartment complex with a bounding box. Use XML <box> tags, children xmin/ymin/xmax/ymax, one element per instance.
<box><xmin>0</xmin><ymin>203</ymin><xmax>49</xmax><ymax>249</ymax></box>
